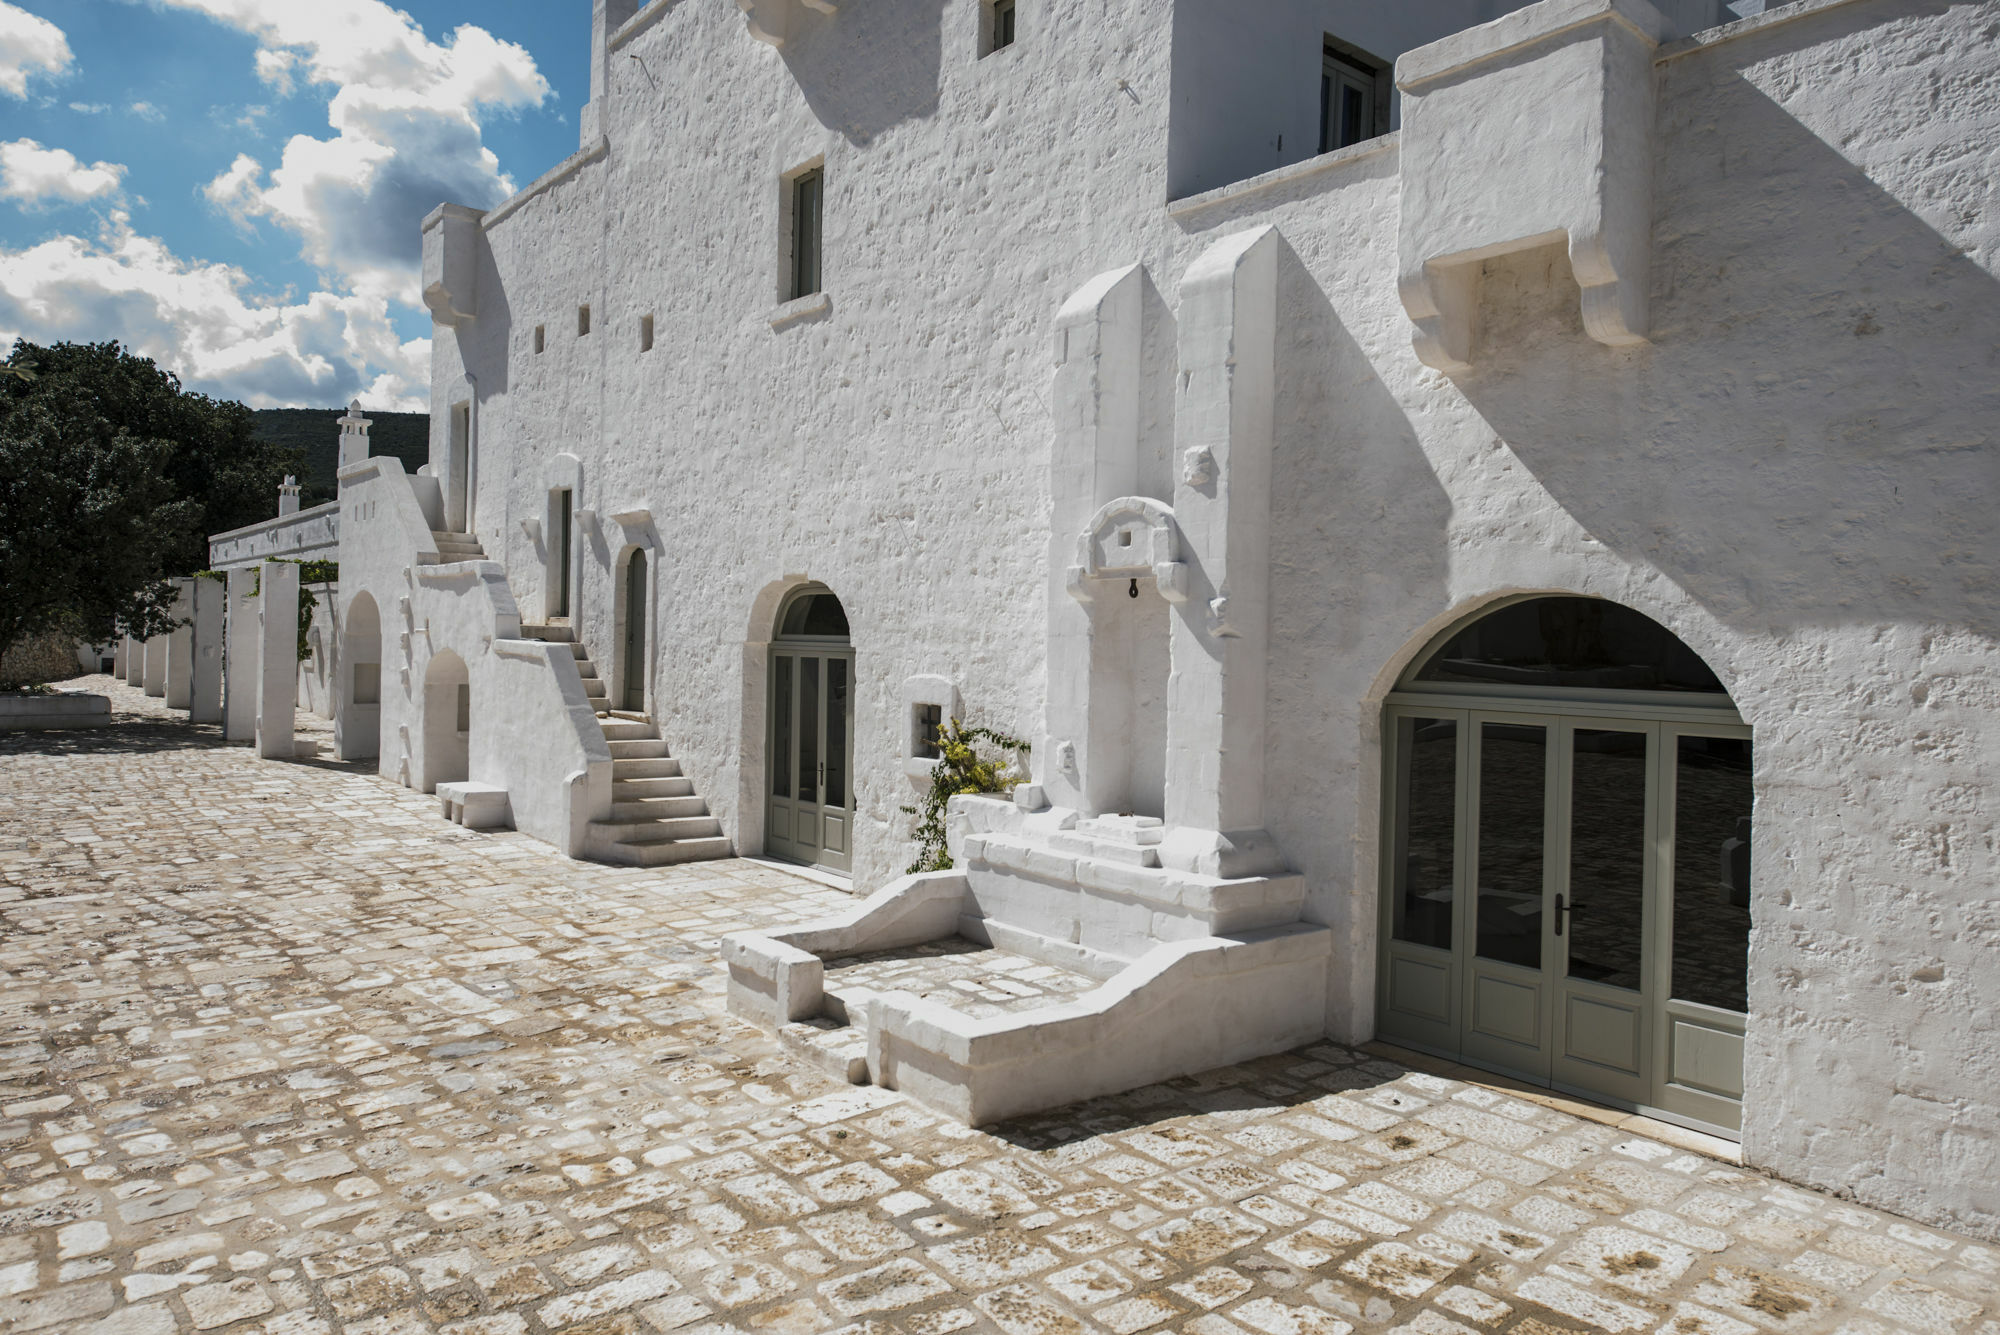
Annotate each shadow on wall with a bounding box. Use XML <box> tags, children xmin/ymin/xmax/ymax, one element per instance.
<box><xmin>779</xmin><ymin>0</ymin><xmax>946</xmax><ymax>145</ymax></box>
<box><xmin>1261</xmin><ymin>236</ymin><xmax>1452</xmax><ymax>932</ymax></box>
<box><xmin>1454</xmin><ymin>5</ymin><xmax>2000</xmax><ymax>641</ymax></box>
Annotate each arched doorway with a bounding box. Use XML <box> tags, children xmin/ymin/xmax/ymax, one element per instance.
<box><xmin>421</xmin><ymin>650</ymin><xmax>470</xmax><ymax>793</ymax></box>
<box><xmin>1376</xmin><ymin>596</ymin><xmax>1751</xmax><ymax>1136</ymax></box>
<box><xmin>620</xmin><ymin>549</ymin><xmax>647</xmax><ymax>714</ymax></box>
<box><xmin>337</xmin><ymin>592</ymin><xmax>381</xmax><ymax>761</ymax></box>
<box><xmin>766</xmin><ymin>585</ymin><xmax>854</xmax><ymax>874</ymax></box>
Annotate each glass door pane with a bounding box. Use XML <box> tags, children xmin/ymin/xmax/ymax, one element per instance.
<box><xmin>797</xmin><ymin>656</ymin><xmax>819</xmax><ymax>805</ymax></box>
<box><xmin>824</xmin><ymin>658</ymin><xmax>848</xmax><ymax>809</ymax></box>
<box><xmin>1672</xmin><ymin>736</ymin><xmax>1752</xmax><ymax>1012</ymax></box>
<box><xmin>1391</xmin><ymin>716</ymin><xmax>1456</xmax><ymax>950</ymax></box>
<box><xmin>771</xmin><ymin>656</ymin><xmax>792</xmax><ymax>799</ymax></box>
<box><xmin>1565</xmin><ymin>728</ymin><xmax>1648</xmax><ymax>991</ymax></box>
<box><xmin>1476</xmin><ymin>722</ymin><xmax>1546</xmax><ymax>968</ymax></box>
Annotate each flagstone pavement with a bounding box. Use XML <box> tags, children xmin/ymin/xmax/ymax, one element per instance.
<box><xmin>0</xmin><ymin>677</ymin><xmax>1993</xmax><ymax>1335</ymax></box>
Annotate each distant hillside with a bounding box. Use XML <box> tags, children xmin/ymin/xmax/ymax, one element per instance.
<box><xmin>250</xmin><ymin>408</ymin><xmax>430</xmax><ymax>508</ymax></box>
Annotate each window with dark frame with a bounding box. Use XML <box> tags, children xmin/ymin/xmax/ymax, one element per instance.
<box><xmin>1320</xmin><ymin>39</ymin><xmax>1388</xmax><ymax>153</ymax></box>
<box><xmin>789</xmin><ymin>168</ymin><xmax>823</xmax><ymax>300</ymax></box>
<box><xmin>914</xmin><ymin>703</ymin><xmax>944</xmax><ymax>761</ymax></box>
<box><xmin>992</xmin><ymin>0</ymin><xmax>1015</xmax><ymax>51</ymax></box>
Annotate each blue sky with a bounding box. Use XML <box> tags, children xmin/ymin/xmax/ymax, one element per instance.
<box><xmin>0</xmin><ymin>0</ymin><xmax>590</xmax><ymax>408</ymax></box>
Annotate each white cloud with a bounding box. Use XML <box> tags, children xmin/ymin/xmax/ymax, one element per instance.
<box><xmin>129</xmin><ymin>100</ymin><xmax>165</xmax><ymax>122</ymax></box>
<box><xmin>0</xmin><ymin>138</ymin><xmax>125</xmax><ymax>207</ymax></box>
<box><xmin>0</xmin><ymin>1</ymin><xmax>69</xmax><ymax>99</ymax></box>
<box><xmin>69</xmin><ymin>101</ymin><xmax>109</xmax><ymax>114</ymax></box>
<box><xmin>0</xmin><ymin>212</ymin><xmax>429</xmax><ymax>410</ymax></box>
<box><xmin>166</xmin><ymin>0</ymin><xmax>548</xmax><ymax>301</ymax></box>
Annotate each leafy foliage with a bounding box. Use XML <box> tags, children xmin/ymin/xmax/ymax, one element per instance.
<box><xmin>900</xmin><ymin>719</ymin><xmax>1031</xmax><ymax>874</ymax></box>
<box><xmin>0</xmin><ymin>340</ymin><xmax>299</xmax><ymax>682</ymax></box>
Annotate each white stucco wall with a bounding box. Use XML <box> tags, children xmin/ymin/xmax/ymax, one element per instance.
<box><xmin>390</xmin><ymin>0</ymin><xmax>1997</xmax><ymax>1238</ymax></box>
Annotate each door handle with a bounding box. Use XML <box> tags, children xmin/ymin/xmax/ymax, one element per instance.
<box><xmin>1554</xmin><ymin>894</ymin><xmax>1570</xmax><ymax>937</ymax></box>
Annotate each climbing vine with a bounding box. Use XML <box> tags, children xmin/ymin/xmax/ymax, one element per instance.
<box><xmin>900</xmin><ymin>719</ymin><xmax>1031</xmax><ymax>874</ymax></box>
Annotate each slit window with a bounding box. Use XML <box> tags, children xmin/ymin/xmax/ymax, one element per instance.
<box><xmin>1320</xmin><ymin>39</ymin><xmax>1388</xmax><ymax>153</ymax></box>
<box><xmin>533</xmin><ymin>325</ymin><xmax>546</xmax><ymax>354</ymax></box>
<box><xmin>640</xmin><ymin>314</ymin><xmax>654</xmax><ymax>352</ymax></box>
<box><xmin>787</xmin><ymin>167</ymin><xmax>823</xmax><ymax>301</ymax></box>
<box><xmin>578</xmin><ymin>304</ymin><xmax>592</xmax><ymax>336</ymax></box>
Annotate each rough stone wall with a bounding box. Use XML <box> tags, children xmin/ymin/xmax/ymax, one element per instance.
<box><xmin>0</xmin><ymin>631</ymin><xmax>85</xmax><ymax>689</ymax></box>
<box><xmin>423</xmin><ymin>0</ymin><xmax>1997</xmax><ymax>1237</ymax></box>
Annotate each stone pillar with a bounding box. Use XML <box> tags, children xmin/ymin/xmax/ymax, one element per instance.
<box><xmin>1161</xmin><ymin>225</ymin><xmax>1281</xmax><ymax>878</ymax></box>
<box><xmin>583</xmin><ymin>0</ymin><xmax>641</xmax><ymax>143</ymax></box>
<box><xmin>256</xmin><ymin>560</ymin><xmax>299</xmax><ymax>760</ymax></box>
<box><xmin>224</xmin><ymin>569</ymin><xmax>259</xmax><ymax>743</ymax></box>
<box><xmin>142</xmin><ymin>630</ymin><xmax>167</xmax><ymax>697</ymax></box>
<box><xmin>189</xmin><ymin>577</ymin><xmax>225</xmax><ymax>724</ymax></box>
<box><xmin>278</xmin><ymin>476</ymin><xmax>301</xmax><ymax>516</ymax></box>
<box><xmin>1044</xmin><ymin>263</ymin><xmax>1144</xmax><ymax>816</ymax></box>
<box><xmin>337</xmin><ymin>401</ymin><xmax>372</xmax><ymax>471</ymax></box>
<box><xmin>124</xmin><ymin>634</ymin><xmax>143</xmax><ymax>685</ymax></box>
<box><xmin>164</xmin><ymin>579</ymin><xmax>195</xmax><ymax>710</ymax></box>
<box><xmin>112</xmin><ymin>637</ymin><xmax>124</xmax><ymax>680</ymax></box>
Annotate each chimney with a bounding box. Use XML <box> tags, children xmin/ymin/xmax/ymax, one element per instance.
<box><xmin>337</xmin><ymin>399</ymin><xmax>373</xmax><ymax>472</ymax></box>
<box><xmin>278</xmin><ymin>475</ymin><xmax>301</xmax><ymax>517</ymax></box>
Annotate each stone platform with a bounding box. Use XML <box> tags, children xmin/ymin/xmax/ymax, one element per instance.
<box><xmin>0</xmin><ymin>675</ymin><xmax>1993</xmax><ymax>1335</ymax></box>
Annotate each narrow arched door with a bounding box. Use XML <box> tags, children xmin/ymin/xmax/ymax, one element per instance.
<box><xmin>1377</xmin><ymin>597</ymin><xmax>1752</xmax><ymax>1137</ymax></box>
<box><xmin>767</xmin><ymin>587</ymin><xmax>854</xmax><ymax>874</ymax></box>
<box><xmin>622</xmin><ymin>550</ymin><xmax>646</xmax><ymax>714</ymax></box>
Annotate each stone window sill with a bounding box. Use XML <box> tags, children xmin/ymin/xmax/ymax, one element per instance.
<box><xmin>769</xmin><ymin>292</ymin><xmax>832</xmax><ymax>329</ymax></box>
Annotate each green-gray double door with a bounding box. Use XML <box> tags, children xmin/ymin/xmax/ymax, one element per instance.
<box><xmin>767</xmin><ymin>648</ymin><xmax>854</xmax><ymax>873</ymax></box>
<box><xmin>1379</xmin><ymin>705</ymin><xmax>1752</xmax><ymax>1135</ymax></box>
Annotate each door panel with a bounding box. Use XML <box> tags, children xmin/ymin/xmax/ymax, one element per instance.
<box><xmin>1387</xmin><ymin>953</ymin><xmax>1452</xmax><ymax>1026</ymax></box>
<box><xmin>1378</xmin><ymin>710</ymin><xmax>1464</xmax><ymax>1055</ymax></box>
<box><xmin>1459</xmin><ymin>714</ymin><xmax>1556</xmax><ymax>1081</ymax></box>
<box><xmin>1669</xmin><ymin>1014</ymin><xmax>1744</xmax><ymax>1098</ymax></box>
<box><xmin>1562</xmin><ymin>990</ymin><xmax>1645</xmax><ymax>1076</ymax></box>
<box><xmin>1469</xmin><ymin>970</ymin><xmax>1541</xmax><ymax>1049</ymax></box>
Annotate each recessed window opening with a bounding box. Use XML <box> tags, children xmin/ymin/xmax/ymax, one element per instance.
<box><xmin>455</xmin><ymin>683</ymin><xmax>471</xmax><ymax>735</ymax></box>
<box><xmin>533</xmin><ymin>325</ymin><xmax>546</xmax><ymax>354</ymax></box>
<box><xmin>640</xmin><ymin>315</ymin><xmax>654</xmax><ymax>352</ymax></box>
<box><xmin>982</xmin><ymin>0</ymin><xmax>1016</xmax><ymax>55</ymax></box>
<box><xmin>913</xmin><ymin>703</ymin><xmax>943</xmax><ymax>760</ymax></box>
<box><xmin>786</xmin><ymin>166</ymin><xmax>823</xmax><ymax>301</ymax></box>
<box><xmin>1320</xmin><ymin>38</ymin><xmax>1389</xmax><ymax>153</ymax></box>
<box><xmin>578</xmin><ymin>304</ymin><xmax>592</xmax><ymax>336</ymax></box>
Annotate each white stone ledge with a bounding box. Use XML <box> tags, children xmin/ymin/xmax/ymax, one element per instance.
<box><xmin>609</xmin><ymin>0</ymin><xmax>686</xmax><ymax>51</ymax></box>
<box><xmin>484</xmin><ymin>137</ymin><xmax>609</xmax><ymax>232</ymax></box>
<box><xmin>1166</xmin><ymin>134</ymin><xmax>1398</xmax><ymax>225</ymax></box>
<box><xmin>1398</xmin><ymin>0</ymin><xmax>1668</xmax><ymax>89</ymax></box>
<box><xmin>768</xmin><ymin>292</ymin><xmax>833</xmax><ymax>330</ymax></box>
<box><xmin>1654</xmin><ymin>0</ymin><xmax>1878</xmax><ymax>61</ymax></box>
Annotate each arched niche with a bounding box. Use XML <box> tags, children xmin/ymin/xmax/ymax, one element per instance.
<box><xmin>420</xmin><ymin>649</ymin><xmax>470</xmax><ymax>793</ymax></box>
<box><xmin>337</xmin><ymin>591</ymin><xmax>382</xmax><ymax>761</ymax></box>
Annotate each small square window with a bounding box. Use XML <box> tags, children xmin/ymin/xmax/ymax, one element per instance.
<box><xmin>534</xmin><ymin>325</ymin><xmax>546</xmax><ymax>354</ymax></box>
<box><xmin>981</xmin><ymin>0</ymin><xmax>1016</xmax><ymax>56</ymax></box>
<box><xmin>913</xmin><ymin>703</ymin><xmax>944</xmax><ymax>761</ymax></box>
<box><xmin>640</xmin><ymin>314</ymin><xmax>654</xmax><ymax>352</ymax></box>
<box><xmin>578</xmin><ymin>304</ymin><xmax>592</xmax><ymax>336</ymax></box>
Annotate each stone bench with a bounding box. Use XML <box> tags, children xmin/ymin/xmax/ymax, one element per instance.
<box><xmin>438</xmin><ymin>781</ymin><xmax>511</xmax><ymax>831</ymax></box>
<box><xmin>0</xmin><ymin>692</ymin><xmax>111</xmax><ymax>732</ymax></box>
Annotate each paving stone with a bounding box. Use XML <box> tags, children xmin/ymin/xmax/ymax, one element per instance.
<box><xmin>0</xmin><ymin>681</ymin><xmax>1992</xmax><ymax>1335</ymax></box>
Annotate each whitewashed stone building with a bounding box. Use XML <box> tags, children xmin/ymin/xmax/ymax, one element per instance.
<box><xmin>301</xmin><ymin>0</ymin><xmax>1998</xmax><ymax>1238</ymax></box>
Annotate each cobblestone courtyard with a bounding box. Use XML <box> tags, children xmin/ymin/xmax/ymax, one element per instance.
<box><xmin>1</xmin><ymin>680</ymin><xmax>1994</xmax><ymax>1335</ymax></box>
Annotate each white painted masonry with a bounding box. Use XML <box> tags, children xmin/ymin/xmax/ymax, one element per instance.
<box><xmin>291</xmin><ymin>0</ymin><xmax>2000</xmax><ymax>1238</ymax></box>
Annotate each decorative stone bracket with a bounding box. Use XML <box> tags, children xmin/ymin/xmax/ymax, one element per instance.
<box><xmin>1396</xmin><ymin>0</ymin><xmax>1665</xmax><ymax>373</ymax></box>
<box><xmin>1065</xmin><ymin>496</ymin><xmax>1189</xmax><ymax>603</ymax></box>
<box><xmin>421</xmin><ymin>203</ymin><xmax>484</xmax><ymax>326</ymax></box>
<box><xmin>737</xmin><ymin>0</ymin><xmax>837</xmax><ymax>47</ymax></box>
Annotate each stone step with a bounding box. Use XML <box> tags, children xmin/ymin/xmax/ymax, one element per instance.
<box><xmin>578</xmin><ymin>675</ymin><xmax>606</xmax><ymax>696</ymax></box>
<box><xmin>613</xmin><ymin>756</ymin><xmax>683</xmax><ymax>780</ymax></box>
<box><xmin>608</xmin><ymin>737</ymin><xmax>669</xmax><ymax>760</ymax></box>
<box><xmin>583</xmin><ymin>832</ymin><xmax>735</xmax><ymax>867</ymax></box>
<box><xmin>575</xmin><ymin>657</ymin><xmax>598</xmax><ymax>678</ymax></box>
<box><xmin>610</xmin><ymin>794</ymin><xmax>709</xmax><ymax>822</ymax></box>
<box><xmin>519</xmin><ymin>623</ymin><xmax>575</xmax><ymax>643</ymax></box>
<box><xmin>613</xmin><ymin>775</ymin><xmax>694</xmax><ymax>799</ymax></box>
<box><xmin>600</xmin><ymin>719</ymin><xmax>655</xmax><ymax>742</ymax></box>
<box><xmin>590</xmin><ymin>814</ymin><xmax>722</xmax><ymax>842</ymax></box>
<box><xmin>778</xmin><ymin>1020</ymin><xmax>869</xmax><ymax>1085</ymax></box>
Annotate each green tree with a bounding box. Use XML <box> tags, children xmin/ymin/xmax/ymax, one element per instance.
<box><xmin>4</xmin><ymin>341</ymin><xmax>298</xmax><ymax>575</ymax></box>
<box><xmin>0</xmin><ymin>340</ymin><xmax>297</xmax><ymax>679</ymax></box>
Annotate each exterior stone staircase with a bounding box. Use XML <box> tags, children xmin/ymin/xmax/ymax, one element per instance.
<box><xmin>424</xmin><ymin>530</ymin><xmax>486</xmax><ymax>564</ymax></box>
<box><xmin>519</xmin><ymin>623</ymin><xmax>733</xmax><ymax>867</ymax></box>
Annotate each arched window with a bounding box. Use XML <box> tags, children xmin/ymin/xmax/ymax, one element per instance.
<box><xmin>1378</xmin><ymin>596</ymin><xmax>1751</xmax><ymax>1139</ymax></box>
